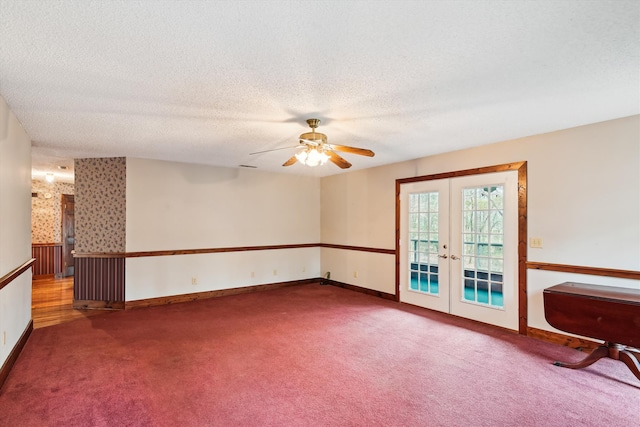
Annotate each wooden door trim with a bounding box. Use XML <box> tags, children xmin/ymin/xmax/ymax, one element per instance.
<box><xmin>396</xmin><ymin>161</ymin><xmax>528</xmax><ymax>334</ymax></box>
<box><xmin>61</xmin><ymin>194</ymin><xmax>74</xmax><ymax>278</ymax></box>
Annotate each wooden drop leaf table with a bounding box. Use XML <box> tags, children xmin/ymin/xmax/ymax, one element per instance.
<box><xmin>543</xmin><ymin>282</ymin><xmax>640</xmax><ymax>381</ymax></box>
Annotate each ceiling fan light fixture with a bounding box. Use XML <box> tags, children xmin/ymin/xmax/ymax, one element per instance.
<box><xmin>307</xmin><ymin>148</ymin><xmax>329</xmax><ymax>167</ymax></box>
<box><xmin>252</xmin><ymin>118</ymin><xmax>373</xmax><ymax>170</ymax></box>
<box><xmin>296</xmin><ymin>147</ymin><xmax>329</xmax><ymax>167</ymax></box>
<box><xmin>295</xmin><ymin>150</ymin><xmax>308</xmax><ymax>163</ymax></box>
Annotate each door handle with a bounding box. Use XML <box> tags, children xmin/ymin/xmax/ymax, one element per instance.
<box><xmin>450</xmin><ymin>255</ymin><xmax>460</xmax><ymax>260</ymax></box>
<box><xmin>438</xmin><ymin>254</ymin><xmax>448</xmax><ymax>259</ymax></box>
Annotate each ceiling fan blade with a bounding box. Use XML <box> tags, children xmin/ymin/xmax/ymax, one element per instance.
<box><xmin>329</xmin><ymin>144</ymin><xmax>375</xmax><ymax>157</ymax></box>
<box><xmin>327</xmin><ymin>151</ymin><xmax>352</xmax><ymax>169</ymax></box>
<box><xmin>282</xmin><ymin>155</ymin><xmax>298</xmax><ymax>167</ymax></box>
<box><xmin>300</xmin><ymin>138</ymin><xmax>320</xmax><ymax>146</ymax></box>
<box><xmin>249</xmin><ymin>145</ymin><xmax>301</xmax><ymax>155</ymax></box>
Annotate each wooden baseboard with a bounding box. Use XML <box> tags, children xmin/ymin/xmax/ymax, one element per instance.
<box><xmin>72</xmin><ymin>300</ymin><xmax>125</xmax><ymax>310</ymax></box>
<box><xmin>324</xmin><ymin>279</ymin><xmax>396</xmax><ymax>301</ymax></box>
<box><xmin>125</xmin><ymin>278</ymin><xmax>322</xmax><ymax>310</ymax></box>
<box><xmin>0</xmin><ymin>320</ymin><xmax>33</xmax><ymax>391</ymax></box>
<box><xmin>526</xmin><ymin>326</ymin><xmax>600</xmax><ymax>352</ymax></box>
<box><xmin>33</xmin><ymin>274</ymin><xmax>56</xmax><ymax>280</ymax></box>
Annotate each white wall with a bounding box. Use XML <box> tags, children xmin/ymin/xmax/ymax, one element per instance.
<box><xmin>125</xmin><ymin>158</ymin><xmax>321</xmax><ymax>301</ymax></box>
<box><xmin>320</xmin><ymin>248</ymin><xmax>395</xmax><ymax>294</ymax></box>
<box><xmin>0</xmin><ymin>96</ymin><xmax>32</xmax><ymax>368</ymax></box>
<box><xmin>321</xmin><ymin>115</ymin><xmax>640</xmax><ymax>333</ymax></box>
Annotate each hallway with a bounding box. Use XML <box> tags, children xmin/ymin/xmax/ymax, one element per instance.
<box><xmin>32</xmin><ymin>276</ymin><xmax>108</xmax><ymax>329</ymax></box>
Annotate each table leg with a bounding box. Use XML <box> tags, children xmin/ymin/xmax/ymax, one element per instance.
<box><xmin>553</xmin><ymin>343</ymin><xmax>609</xmax><ymax>369</ymax></box>
<box><xmin>554</xmin><ymin>342</ymin><xmax>640</xmax><ymax>381</ymax></box>
<box><xmin>618</xmin><ymin>350</ymin><xmax>640</xmax><ymax>381</ymax></box>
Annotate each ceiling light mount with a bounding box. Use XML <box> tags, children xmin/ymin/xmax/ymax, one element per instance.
<box><xmin>306</xmin><ymin>118</ymin><xmax>320</xmax><ymax>130</ymax></box>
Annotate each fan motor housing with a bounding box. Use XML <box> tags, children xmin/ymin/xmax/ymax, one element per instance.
<box><xmin>299</xmin><ymin>131</ymin><xmax>327</xmax><ymax>143</ymax></box>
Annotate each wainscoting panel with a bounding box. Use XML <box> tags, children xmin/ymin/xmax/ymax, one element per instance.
<box><xmin>31</xmin><ymin>244</ymin><xmax>62</xmax><ymax>277</ymax></box>
<box><xmin>74</xmin><ymin>257</ymin><xmax>125</xmax><ymax>304</ymax></box>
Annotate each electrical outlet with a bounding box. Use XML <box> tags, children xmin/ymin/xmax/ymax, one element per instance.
<box><xmin>530</xmin><ymin>237</ymin><xmax>543</xmax><ymax>248</ymax></box>
<box><xmin>251</xmin><ymin>271</ymin><xmax>255</xmax><ymax>278</ymax></box>
<box><xmin>302</xmin><ymin>266</ymin><xmax>306</xmax><ymax>273</ymax></box>
<box><xmin>191</xmin><ymin>277</ymin><xmax>198</xmax><ymax>285</ymax></box>
<box><xmin>273</xmin><ymin>269</ymin><xmax>278</xmax><ymax>276</ymax></box>
<box><xmin>354</xmin><ymin>271</ymin><xmax>358</xmax><ymax>278</ymax></box>
<box><xmin>2</xmin><ymin>331</ymin><xmax>6</xmax><ymax>346</ymax></box>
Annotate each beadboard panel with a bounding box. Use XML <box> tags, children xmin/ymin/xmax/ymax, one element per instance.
<box><xmin>31</xmin><ymin>244</ymin><xmax>62</xmax><ymax>277</ymax></box>
<box><xmin>74</xmin><ymin>257</ymin><xmax>125</xmax><ymax>302</ymax></box>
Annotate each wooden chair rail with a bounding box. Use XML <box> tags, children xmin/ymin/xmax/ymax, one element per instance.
<box><xmin>73</xmin><ymin>243</ymin><xmax>396</xmax><ymax>258</ymax></box>
<box><xmin>528</xmin><ymin>262</ymin><xmax>640</xmax><ymax>280</ymax></box>
<box><xmin>0</xmin><ymin>258</ymin><xmax>36</xmax><ymax>291</ymax></box>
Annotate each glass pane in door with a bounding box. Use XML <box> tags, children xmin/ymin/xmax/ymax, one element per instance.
<box><xmin>408</xmin><ymin>192</ymin><xmax>440</xmax><ymax>295</ymax></box>
<box><xmin>461</xmin><ymin>186</ymin><xmax>504</xmax><ymax>308</ymax></box>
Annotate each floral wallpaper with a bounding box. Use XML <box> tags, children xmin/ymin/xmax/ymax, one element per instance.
<box><xmin>74</xmin><ymin>157</ymin><xmax>126</xmax><ymax>253</ymax></box>
<box><xmin>31</xmin><ymin>180</ymin><xmax>75</xmax><ymax>243</ymax></box>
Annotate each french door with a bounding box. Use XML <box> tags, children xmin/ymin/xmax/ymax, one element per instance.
<box><xmin>399</xmin><ymin>171</ymin><xmax>519</xmax><ymax>330</ymax></box>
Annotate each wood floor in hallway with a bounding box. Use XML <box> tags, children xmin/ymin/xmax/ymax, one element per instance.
<box><xmin>32</xmin><ymin>276</ymin><xmax>111</xmax><ymax>329</ymax></box>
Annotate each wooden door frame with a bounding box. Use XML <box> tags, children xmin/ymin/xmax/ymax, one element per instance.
<box><xmin>61</xmin><ymin>194</ymin><xmax>75</xmax><ymax>278</ymax></box>
<box><xmin>396</xmin><ymin>162</ymin><xmax>528</xmax><ymax>335</ymax></box>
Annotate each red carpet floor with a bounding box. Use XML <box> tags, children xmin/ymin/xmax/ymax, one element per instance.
<box><xmin>1</xmin><ymin>284</ymin><xmax>638</xmax><ymax>426</ymax></box>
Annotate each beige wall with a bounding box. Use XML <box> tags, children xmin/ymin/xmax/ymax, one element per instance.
<box><xmin>320</xmin><ymin>115</ymin><xmax>640</xmax><ymax>333</ymax></box>
<box><xmin>125</xmin><ymin>158</ymin><xmax>321</xmax><ymax>301</ymax></box>
<box><xmin>74</xmin><ymin>157</ymin><xmax>126</xmax><ymax>252</ymax></box>
<box><xmin>31</xmin><ymin>180</ymin><xmax>75</xmax><ymax>243</ymax></box>
<box><xmin>0</xmin><ymin>95</ymin><xmax>32</xmax><ymax>368</ymax></box>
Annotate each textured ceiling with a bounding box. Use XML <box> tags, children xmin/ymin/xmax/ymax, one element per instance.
<box><xmin>0</xmin><ymin>0</ymin><xmax>638</xmax><ymax>182</ymax></box>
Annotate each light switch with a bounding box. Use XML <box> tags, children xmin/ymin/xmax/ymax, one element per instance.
<box><xmin>530</xmin><ymin>237</ymin><xmax>543</xmax><ymax>248</ymax></box>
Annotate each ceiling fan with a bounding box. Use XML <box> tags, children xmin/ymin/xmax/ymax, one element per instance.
<box><xmin>250</xmin><ymin>119</ymin><xmax>375</xmax><ymax>169</ymax></box>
